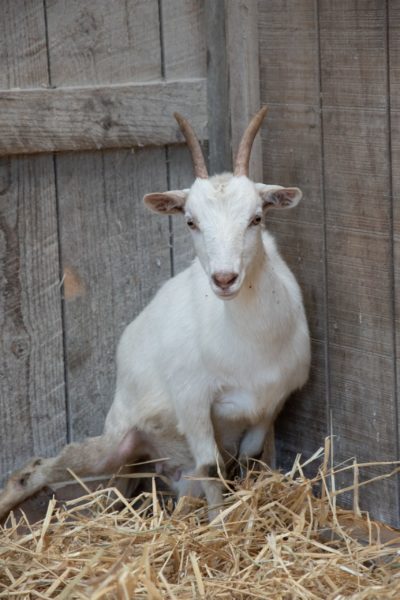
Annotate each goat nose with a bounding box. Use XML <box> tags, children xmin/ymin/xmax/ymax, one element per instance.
<box><xmin>212</xmin><ymin>271</ymin><xmax>239</xmax><ymax>289</ymax></box>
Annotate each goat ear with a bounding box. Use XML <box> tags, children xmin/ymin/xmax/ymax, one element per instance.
<box><xmin>143</xmin><ymin>190</ymin><xmax>189</xmax><ymax>215</ymax></box>
<box><xmin>256</xmin><ymin>185</ymin><xmax>303</xmax><ymax>211</ymax></box>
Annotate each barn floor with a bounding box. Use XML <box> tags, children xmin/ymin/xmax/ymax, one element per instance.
<box><xmin>1</xmin><ymin>443</ymin><xmax>400</xmax><ymax>599</ymax></box>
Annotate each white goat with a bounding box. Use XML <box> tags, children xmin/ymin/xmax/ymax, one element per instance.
<box><xmin>0</xmin><ymin>107</ymin><xmax>310</xmax><ymax>521</ymax></box>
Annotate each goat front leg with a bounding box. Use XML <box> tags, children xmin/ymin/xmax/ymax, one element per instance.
<box><xmin>0</xmin><ymin>429</ymin><xmax>155</xmax><ymax>521</ymax></box>
<box><xmin>176</xmin><ymin>389</ymin><xmax>225</xmax><ymax>521</ymax></box>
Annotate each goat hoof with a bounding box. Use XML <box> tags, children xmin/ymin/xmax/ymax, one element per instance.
<box><xmin>204</xmin><ymin>459</ymin><xmax>226</xmax><ymax>480</ymax></box>
<box><xmin>10</xmin><ymin>457</ymin><xmax>43</xmax><ymax>490</ymax></box>
<box><xmin>208</xmin><ymin>506</ymin><xmax>224</xmax><ymax>526</ymax></box>
<box><xmin>207</xmin><ymin>464</ymin><xmax>219</xmax><ymax>478</ymax></box>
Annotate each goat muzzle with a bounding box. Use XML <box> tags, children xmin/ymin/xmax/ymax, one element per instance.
<box><xmin>212</xmin><ymin>271</ymin><xmax>239</xmax><ymax>290</ymax></box>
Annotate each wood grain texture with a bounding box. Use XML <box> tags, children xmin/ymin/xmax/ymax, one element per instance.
<box><xmin>47</xmin><ymin>0</ymin><xmax>173</xmax><ymax>440</ymax></box>
<box><xmin>0</xmin><ymin>1</ymin><xmax>66</xmax><ymax>485</ymax></box>
<box><xmin>394</xmin><ymin>111</ymin><xmax>400</xmax><ymax>446</ymax></box>
<box><xmin>258</xmin><ymin>0</ymin><xmax>328</xmax><ymax>478</ymax></box>
<box><xmin>205</xmin><ymin>0</ymin><xmax>232</xmax><ymax>175</ymax></box>
<box><xmin>46</xmin><ymin>0</ymin><xmax>161</xmax><ymax>85</ymax></box>
<box><xmin>320</xmin><ymin>1</ymin><xmax>399</xmax><ymax>524</ymax></box>
<box><xmin>329</xmin><ymin>346</ymin><xmax>398</xmax><ymax>524</ymax></box>
<box><xmin>389</xmin><ymin>1</ymin><xmax>400</xmax><ymax>472</ymax></box>
<box><xmin>0</xmin><ymin>155</ymin><xmax>67</xmax><ymax>484</ymax></box>
<box><xmin>161</xmin><ymin>0</ymin><xmax>206</xmax><ymax>275</ymax></box>
<box><xmin>258</xmin><ymin>0</ymin><xmax>319</xmax><ymax>106</ymax></box>
<box><xmin>0</xmin><ymin>0</ymin><xmax>49</xmax><ymax>89</ymax></box>
<box><xmin>324</xmin><ymin>109</ymin><xmax>393</xmax><ymax>355</ymax></box>
<box><xmin>0</xmin><ymin>80</ymin><xmax>208</xmax><ymax>156</ymax></box>
<box><xmin>261</xmin><ymin>0</ymin><xmax>400</xmax><ymax>526</ymax></box>
<box><xmin>226</xmin><ymin>0</ymin><xmax>262</xmax><ymax>180</ymax></box>
<box><xmin>161</xmin><ymin>0</ymin><xmax>206</xmax><ymax>79</ymax></box>
<box><xmin>319</xmin><ymin>0</ymin><xmax>386</xmax><ymax>109</ymax></box>
<box><xmin>389</xmin><ymin>1</ymin><xmax>400</xmax><ymax>110</ymax></box>
<box><xmin>56</xmin><ymin>148</ymin><xmax>171</xmax><ymax>438</ymax></box>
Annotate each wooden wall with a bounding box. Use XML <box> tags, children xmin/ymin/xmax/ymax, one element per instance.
<box><xmin>259</xmin><ymin>0</ymin><xmax>400</xmax><ymax>526</ymax></box>
<box><xmin>0</xmin><ymin>0</ymin><xmax>203</xmax><ymax>484</ymax></box>
<box><xmin>1</xmin><ymin>0</ymin><xmax>400</xmax><ymax>528</ymax></box>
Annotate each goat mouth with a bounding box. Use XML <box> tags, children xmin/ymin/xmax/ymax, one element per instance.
<box><xmin>212</xmin><ymin>286</ymin><xmax>240</xmax><ymax>300</ymax></box>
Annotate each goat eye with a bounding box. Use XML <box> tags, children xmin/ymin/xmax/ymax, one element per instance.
<box><xmin>250</xmin><ymin>215</ymin><xmax>262</xmax><ymax>226</ymax></box>
<box><xmin>186</xmin><ymin>219</ymin><xmax>197</xmax><ymax>230</ymax></box>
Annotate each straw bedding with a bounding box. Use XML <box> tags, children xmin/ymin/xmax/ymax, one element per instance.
<box><xmin>1</xmin><ymin>441</ymin><xmax>400</xmax><ymax>599</ymax></box>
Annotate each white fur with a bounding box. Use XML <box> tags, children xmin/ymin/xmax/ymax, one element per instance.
<box><xmin>0</xmin><ymin>173</ymin><xmax>310</xmax><ymax>522</ymax></box>
<box><xmin>104</xmin><ymin>173</ymin><xmax>311</xmax><ymax>514</ymax></box>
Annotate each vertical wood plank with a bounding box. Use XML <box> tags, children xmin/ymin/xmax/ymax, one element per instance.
<box><xmin>46</xmin><ymin>0</ymin><xmax>171</xmax><ymax>439</ymax></box>
<box><xmin>225</xmin><ymin>0</ymin><xmax>263</xmax><ymax>181</ymax></box>
<box><xmin>55</xmin><ymin>148</ymin><xmax>170</xmax><ymax>437</ymax></box>
<box><xmin>320</xmin><ymin>0</ymin><xmax>399</xmax><ymax>524</ymax></box>
<box><xmin>0</xmin><ymin>156</ymin><xmax>67</xmax><ymax>482</ymax></box>
<box><xmin>389</xmin><ymin>0</ymin><xmax>400</xmax><ymax>487</ymax></box>
<box><xmin>161</xmin><ymin>0</ymin><xmax>206</xmax><ymax>274</ymax></box>
<box><xmin>0</xmin><ymin>0</ymin><xmax>66</xmax><ymax>483</ymax></box>
<box><xmin>161</xmin><ymin>0</ymin><xmax>206</xmax><ymax>79</ymax></box>
<box><xmin>259</xmin><ymin>1</ymin><xmax>319</xmax><ymax>106</ymax></box>
<box><xmin>323</xmin><ymin>111</ymin><xmax>393</xmax><ymax>354</ymax></box>
<box><xmin>0</xmin><ymin>0</ymin><xmax>49</xmax><ymax>89</ymax></box>
<box><xmin>258</xmin><ymin>1</ymin><xmax>328</xmax><ymax>473</ymax></box>
<box><xmin>46</xmin><ymin>0</ymin><xmax>161</xmax><ymax>84</ymax></box>
<box><xmin>394</xmin><ymin>116</ymin><xmax>400</xmax><ymax>468</ymax></box>
<box><xmin>204</xmin><ymin>0</ymin><xmax>231</xmax><ymax>175</ymax></box>
<box><xmin>319</xmin><ymin>2</ymin><xmax>386</xmax><ymax>108</ymax></box>
<box><xmin>181</xmin><ymin>0</ymin><xmax>262</xmax><ymax>219</ymax></box>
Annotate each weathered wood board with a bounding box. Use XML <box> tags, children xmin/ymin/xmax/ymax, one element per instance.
<box><xmin>0</xmin><ymin>155</ymin><xmax>67</xmax><ymax>482</ymax></box>
<box><xmin>319</xmin><ymin>1</ymin><xmax>387</xmax><ymax>109</ymax></box>
<box><xmin>259</xmin><ymin>0</ymin><xmax>400</xmax><ymax>525</ymax></box>
<box><xmin>1</xmin><ymin>0</ymin><xmax>399</xmax><ymax>530</ymax></box>
<box><xmin>161</xmin><ymin>0</ymin><xmax>206</xmax><ymax>80</ymax></box>
<box><xmin>56</xmin><ymin>148</ymin><xmax>171</xmax><ymax>438</ymax></box>
<box><xmin>258</xmin><ymin>0</ymin><xmax>328</xmax><ymax>478</ymax></box>
<box><xmin>46</xmin><ymin>0</ymin><xmax>162</xmax><ymax>84</ymax></box>
<box><xmin>389</xmin><ymin>0</ymin><xmax>400</xmax><ymax>480</ymax></box>
<box><xmin>226</xmin><ymin>0</ymin><xmax>262</xmax><ymax>181</ymax></box>
<box><xmin>0</xmin><ymin>0</ymin><xmax>208</xmax><ymax>464</ymax></box>
<box><xmin>0</xmin><ymin>0</ymin><xmax>66</xmax><ymax>485</ymax></box>
<box><xmin>204</xmin><ymin>0</ymin><xmax>231</xmax><ymax>175</ymax></box>
<box><xmin>320</xmin><ymin>0</ymin><xmax>398</xmax><ymax>525</ymax></box>
<box><xmin>46</xmin><ymin>0</ymin><xmax>173</xmax><ymax>440</ymax></box>
<box><xmin>0</xmin><ymin>80</ymin><xmax>207</xmax><ymax>156</ymax></box>
<box><xmin>161</xmin><ymin>0</ymin><xmax>205</xmax><ymax>274</ymax></box>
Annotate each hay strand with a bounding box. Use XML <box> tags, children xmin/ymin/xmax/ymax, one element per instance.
<box><xmin>1</xmin><ymin>443</ymin><xmax>400</xmax><ymax>598</ymax></box>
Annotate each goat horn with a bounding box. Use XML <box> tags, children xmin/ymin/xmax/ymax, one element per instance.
<box><xmin>234</xmin><ymin>106</ymin><xmax>268</xmax><ymax>177</ymax></box>
<box><xmin>174</xmin><ymin>113</ymin><xmax>208</xmax><ymax>179</ymax></box>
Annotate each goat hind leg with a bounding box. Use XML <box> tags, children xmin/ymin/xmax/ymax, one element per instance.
<box><xmin>238</xmin><ymin>420</ymin><xmax>271</xmax><ymax>477</ymax></box>
<box><xmin>0</xmin><ymin>429</ymin><xmax>150</xmax><ymax>520</ymax></box>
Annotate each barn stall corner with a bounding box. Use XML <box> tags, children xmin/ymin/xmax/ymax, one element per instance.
<box><xmin>0</xmin><ymin>0</ymin><xmax>400</xmax><ymax>595</ymax></box>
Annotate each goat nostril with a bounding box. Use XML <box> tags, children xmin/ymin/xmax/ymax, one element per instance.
<box><xmin>212</xmin><ymin>272</ymin><xmax>239</xmax><ymax>289</ymax></box>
